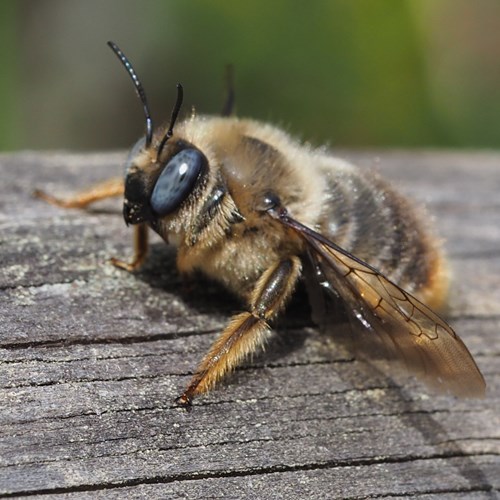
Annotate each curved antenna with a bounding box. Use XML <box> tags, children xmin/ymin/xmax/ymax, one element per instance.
<box><xmin>157</xmin><ymin>83</ymin><xmax>184</xmax><ymax>160</ymax></box>
<box><xmin>221</xmin><ymin>64</ymin><xmax>235</xmax><ymax>117</ymax></box>
<box><xmin>107</xmin><ymin>41</ymin><xmax>153</xmax><ymax>148</ymax></box>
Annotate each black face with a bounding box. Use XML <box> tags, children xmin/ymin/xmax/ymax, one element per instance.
<box><xmin>122</xmin><ymin>142</ymin><xmax>208</xmax><ymax>226</ymax></box>
<box><xmin>122</xmin><ymin>166</ymin><xmax>154</xmax><ymax>225</ymax></box>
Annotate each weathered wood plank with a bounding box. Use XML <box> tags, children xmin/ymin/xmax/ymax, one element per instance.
<box><xmin>0</xmin><ymin>151</ymin><xmax>499</xmax><ymax>497</ymax></box>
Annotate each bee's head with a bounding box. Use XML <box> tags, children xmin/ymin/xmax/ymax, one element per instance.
<box><xmin>107</xmin><ymin>41</ymin><xmax>208</xmax><ymax>226</ymax></box>
<box><xmin>121</xmin><ymin>134</ymin><xmax>209</xmax><ymax>227</ymax></box>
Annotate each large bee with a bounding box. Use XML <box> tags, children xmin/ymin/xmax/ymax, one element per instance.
<box><xmin>36</xmin><ymin>42</ymin><xmax>485</xmax><ymax>407</ymax></box>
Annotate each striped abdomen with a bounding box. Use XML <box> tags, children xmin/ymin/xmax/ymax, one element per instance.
<box><xmin>318</xmin><ymin>167</ymin><xmax>448</xmax><ymax>310</ymax></box>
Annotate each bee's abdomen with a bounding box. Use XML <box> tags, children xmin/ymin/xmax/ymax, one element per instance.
<box><xmin>320</xmin><ymin>169</ymin><xmax>448</xmax><ymax>308</ymax></box>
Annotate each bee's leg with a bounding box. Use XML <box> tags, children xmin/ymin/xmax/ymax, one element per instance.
<box><xmin>176</xmin><ymin>256</ymin><xmax>302</xmax><ymax>408</ymax></box>
<box><xmin>34</xmin><ymin>177</ymin><xmax>124</xmax><ymax>208</ymax></box>
<box><xmin>35</xmin><ymin>178</ymin><xmax>149</xmax><ymax>272</ymax></box>
<box><xmin>110</xmin><ymin>223</ymin><xmax>149</xmax><ymax>272</ymax></box>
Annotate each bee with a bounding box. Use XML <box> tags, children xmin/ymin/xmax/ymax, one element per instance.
<box><xmin>35</xmin><ymin>41</ymin><xmax>485</xmax><ymax>408</ymax></box>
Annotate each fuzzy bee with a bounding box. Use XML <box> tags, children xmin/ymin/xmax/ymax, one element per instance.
<box><xmin>36</xmin><ymin>41</ymin><xmax>485</xmax><ymax>407</ymax></box>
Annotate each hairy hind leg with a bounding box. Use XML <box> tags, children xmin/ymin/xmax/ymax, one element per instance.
<box><xmin>176</xmin><ymin>256</ymin><xmax>302</xmax><ymax>408</ymax></box>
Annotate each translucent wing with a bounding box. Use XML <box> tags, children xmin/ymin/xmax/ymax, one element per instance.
<box><xmin>277</xmin><ymin>211</ymin><xmax>486</xmax><ymax>398</ymax></box>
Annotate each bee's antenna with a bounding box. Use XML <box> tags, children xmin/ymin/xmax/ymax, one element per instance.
<box><xmin>157</xmin><ymin>83</ymin><xmax>184</xmax><ymax>160</ymax></box>
<box><xmin>107</xmin><ymin>41</ymin><xmax>154</xmax><ymax>148</ymax></box>
<box><xmin>221</xmin><ymin>64</ymin><xmax>235</xmax><ymax>117</ymax></box>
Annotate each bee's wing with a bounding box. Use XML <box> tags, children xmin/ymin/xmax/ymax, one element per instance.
<box><xmin>281</xmin><ymin>213</ymin><xmax>486</xmax><ymax>398</ymax></box>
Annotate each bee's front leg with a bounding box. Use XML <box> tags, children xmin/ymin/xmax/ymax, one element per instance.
<box><xmin>176</xmin><ymin>256</ymin><xmax>302</xmax><ymax>408</ymax></box>
<box><xmin>34</xmin><ymin>177</ymin><xmax>124</xmax><ymax>208</ymax></box>
<box><xmin>110</xmin><ymin>223</ymin><xmax>149</xmax><ymax>272</ymax></box>
<box><xmin>35</xmin><ymin>178</ymin><xmax>149</xmax><ymax>272</ymax></box>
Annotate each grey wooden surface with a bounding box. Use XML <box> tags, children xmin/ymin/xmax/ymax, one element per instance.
<box><xmin>0</xmin><ymin>150</ymin><xmax>499</xmax><ymax>498</ymax></box>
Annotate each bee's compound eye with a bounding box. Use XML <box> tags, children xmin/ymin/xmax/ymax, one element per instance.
<box><xmin>150</xmin><ymin>148</ymin><xmax>205</xmax><ymax>216</ymax></box>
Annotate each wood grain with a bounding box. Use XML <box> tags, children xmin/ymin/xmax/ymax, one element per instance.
<box><xmin>0</xmin><ymin>151</ymin><xmax>499</xmax><ymax>498</ymax></box>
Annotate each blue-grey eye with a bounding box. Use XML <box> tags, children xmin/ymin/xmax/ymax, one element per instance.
<box><xmin>150</xmin><ymin>148</ymin><xmax>205</xmax><ymax>216</ymax></box>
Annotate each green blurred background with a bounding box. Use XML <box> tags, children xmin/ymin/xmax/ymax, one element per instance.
<box><xmin>1</xmin><ymin>0</ymin><xmax>500</xmax><ymax>151</ymax></box>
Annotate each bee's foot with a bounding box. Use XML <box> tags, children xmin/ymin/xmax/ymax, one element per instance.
<box><xmin>109</xmin><ymin>257</ymin><xmax>138</xmax><ymax>272</ymax></box>
<box><xmin>175</xmin><ymin>393</ymin><xmax>193</xmax><ymax>412</ymax></box>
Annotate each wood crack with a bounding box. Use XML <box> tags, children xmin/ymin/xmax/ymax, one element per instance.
<box><xmin>1</xmin><ymin>453</ymin><xmax>496</xmax><ymax>497</ymax></box>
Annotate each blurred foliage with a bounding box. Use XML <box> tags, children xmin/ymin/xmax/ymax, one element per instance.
<box><xmin>0</xmin><ymin>2</ymin><xmax>19</xmax><ymax>149</ymax></box>
<box><xmin>1</xmin><ymin>0</ymin><xmax>500</xmax><ymax>151</ymax></box>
